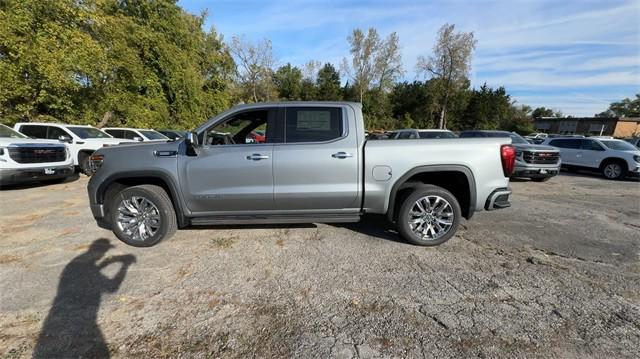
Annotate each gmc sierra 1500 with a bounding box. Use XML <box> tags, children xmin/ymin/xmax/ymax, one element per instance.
<box><xmin>87</xmin><ymin>102</ymin><xmax>514</xmax><ymax>247</ymax></box>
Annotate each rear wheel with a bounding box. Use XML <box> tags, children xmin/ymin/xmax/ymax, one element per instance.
<box><xmin>396</xmin><ymin>185</ymin><xmax>461</xmax><ymax>246</ymax></box>
<box><xmin>601</xmin><ymin>160</ymin><xmax>626</xmax><ymax>180</ymax></box>
<box><xmin>109</xmin><ymin>185</ymin><xmax>177</xmax><ymax>247</ymax></box>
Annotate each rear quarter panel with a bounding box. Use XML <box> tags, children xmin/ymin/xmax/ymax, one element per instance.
<box><xmin>363</xmin><ymin>138</ymin><xmax>511</xmax><ymax>213</ymax></box>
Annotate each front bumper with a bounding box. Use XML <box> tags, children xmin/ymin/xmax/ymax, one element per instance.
<box><xmin>485</xmin><ymin>188</ymin><xmax>512</xmax><ymax>210</ymax></box>
<box><xmin>513</xmin><ymin>163</ymin><xmax>560</xmax><ymax>178</ymax></box>
<box><xmin>0</xmin><ymin>165</ymin><xmax>75</xmax><ymax>186</ymax></box>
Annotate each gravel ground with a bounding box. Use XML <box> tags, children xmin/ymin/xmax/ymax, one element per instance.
<box><xmin>1</xmin><ymin>172</ymin><xmax>639</xmax><ymax>358</ymax></box>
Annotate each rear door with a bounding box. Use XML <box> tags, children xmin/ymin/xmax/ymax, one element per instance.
<box><xmin>273</xmin><ymin>106</ymin><xmax>360</xmax><ymax>211</ymax></box>
<box><xmin>577</xmin><ymin>139</ymin><xmax>606</xmax><ymax>168</ymax></box>
<box><xmin>549</xmin><ymin>139</ymin><xmax>581</xmax><ymax>165</ymax></box>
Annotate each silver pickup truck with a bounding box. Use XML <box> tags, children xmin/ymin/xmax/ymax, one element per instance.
<box><xmin>87</xmin><ymin>102</ymin><xmax>514</xmax><ymax>247</ymax></box>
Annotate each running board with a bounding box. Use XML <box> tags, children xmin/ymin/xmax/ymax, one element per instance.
<box><xmin>190</xmin><ymin>214</ymin><xmax>361</xmax><ymax>226</ymax></box>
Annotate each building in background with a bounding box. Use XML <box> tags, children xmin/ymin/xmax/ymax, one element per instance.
<box><xmin>533</xmin><ymin>117</ymin><xmax>640</xmax><ymax>137</ymax></box>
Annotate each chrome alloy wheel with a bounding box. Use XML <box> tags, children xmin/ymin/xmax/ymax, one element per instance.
<box><xmin>116</xmin><ymin>196</ymin><xmax>161</xmax><ymax>242</ymax></box>
<box><xmin>603</xmin><ymin>163</ymin><xmax>622</xmax><ymax>179</ymax></box>
<box><xmin>407</xmin><ymin>195</ymin><xmax>454</xmax><ymax>240</ymax></box>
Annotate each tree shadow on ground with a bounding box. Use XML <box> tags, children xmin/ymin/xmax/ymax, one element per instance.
<box><xmin>33</xmin><ymin>238</ymin><xmax>135</xmax><ymax>358</ymax></box>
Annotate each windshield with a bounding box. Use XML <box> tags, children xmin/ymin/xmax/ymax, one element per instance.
<box><xmin>600</xmin><ymin>140</ymin><xmax>638</xmax><ymax>151</ymax></box>
<box><xmin>0</xmin><ymin>124</ymin><xmax>28</xmax><ymax>138</ymax></box>
<box><xmin>507</xmin><ymin>133</ymin><xmax>530</xmax><ymax>144</ymax></box>
<box><xmin>67</xmin><ymin>126</ymin><xmax>111</xmax><ymax>139</ymax></box>
<box><xmin>419</xmin><ymin>131</ymin><xmax>456</xmax><ymax>139</ymax></box>
<box><xmin>140</xmin><ymin>130</ymin><xmax>168</xmax><ymax>140</ymax></box>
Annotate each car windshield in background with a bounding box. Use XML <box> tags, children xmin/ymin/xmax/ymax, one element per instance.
<box><xmin>0</xmin><ymin>124</ymin><xmax>28</xmax><ymax>138</ymax></box>
<box><xmin>140</xmin><ymin>130</ymin><xmax>168</xmax><ymax>140</ymax></box>
<box><xmin>67</xmin><ymin>126</ymin><xmax>111</xmax><ymax>139</ymax></box>
<box><xmin>419</xmin><ymin>131</ymin><xmax>456</xmax><ymax>139</ymax></box>
<box><xmin>600</xmin><ymin>140</ymin><xmax>638</xmax><ymax>151</ymax></box>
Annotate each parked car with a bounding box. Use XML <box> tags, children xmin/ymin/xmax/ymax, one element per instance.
<box><xmin>387</xmin><ymin>129</ymin><xmax>457</xmax><ymax>139</ymax></box>
<box><xmin>87</xmin><ymin>102</ymin><xmax>514</xmax><ymax>248</ymax></box>
<box><xmin>525</xmin><ymin>132</ymin><xmax>548</xmax><ymax>144</ymax></box>
<box><xmin>0</xmin><ymin>124</ymin><xmax>74</xmax><ymax>186</ymax></box>
<box><xmin>542</xmin><ymin>137</ymin><xmax>640</xmax><ymax>180</ymax></box>
<box><xmin>103</xmin><ymin>128</ymin><xmax>169</xmax><ymax>142</ymax></box>
<box><xmin>247</xmin><ymin>130</ymin><xmax>266</xmax><ymax>143</ymax></box>
<box><xmin>459</xmin><ymin>130</ymin><xmax>561</xmax><ymax>182</ymax></box>
<box><xmin>624</xmin><ymin>138</ymin><xmax>640</xmax><ymax>149</ymax></box>
<box><xmin>14</xmin><ymin>123</ymin><xmax>135</xmax><ymax>174</ymax></box>
<box><xmin>157</xmin><ymin>130</ymin><xmax>188</xmax><ymax>140</ymax></box>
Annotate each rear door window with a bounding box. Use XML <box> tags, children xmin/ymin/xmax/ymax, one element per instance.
<box><xmin>549</xmin><ymin>139</ymin><xmax>580</xmax><ymax>149</ymax></box>
<box><xmin>122</xmin><ymin>130</ymin><xmax>138</xmax><ymax>140</ymax></box>
<box><xmin>19</xmin><ymin>125</ymin><xmax>47</xmax><ymax>139</ymax></box>
<box><xmin>580</xmin><ymin>140</ymin><xmax>604</xmax><ymax>151</ymax></box>
<box><xmin>105</xmin><ymin>129</ymin><xmax>123</xmax><ymax>138</ymax></box>
<box><xmin>284</xmin><ymin>107</ymin><xmax>343</xmax><ymax>143</ymax></box>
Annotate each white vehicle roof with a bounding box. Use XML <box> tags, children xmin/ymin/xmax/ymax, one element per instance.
<box><xmin>104</xmin><ymin>127</ymin><xmax>158</xmax><ymax>131</ymax></box>
<box><xmin>14</xmin><ymin>122</ymin><xmax>96</xmax><ymax>128</ymax></box>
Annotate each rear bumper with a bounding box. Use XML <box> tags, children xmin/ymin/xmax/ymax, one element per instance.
<box><xmin>485</xmin><ymin>188</ymin><xmax>512</xmax><ymax>210</ymax></box>
<box><xmin>0</xmin><ymin>165</ymin><xmax>74</xmax><ymax>186</ymax></box>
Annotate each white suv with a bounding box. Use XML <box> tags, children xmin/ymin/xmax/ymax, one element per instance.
<box><xmin>542</xmin><ymin>137</ymin><xmax>640</xmax><ymax>180</ymax></box>
<box><xmin>14</xmin><ymin>123</ymin><xmax>135</xmax><ymax>174</ymax></box>
<box><xmin>103</xmin><ymin>128</ymin><xmax>169</xmax><ymax>142</ymax></box>
<box><xmin>0</xmin><ymin>124</ymin><xmax>74</xmax><ymax>186</ymax></box>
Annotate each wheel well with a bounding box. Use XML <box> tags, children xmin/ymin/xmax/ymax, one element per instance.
<box><xmin>77</xmin><ymin>150</ymin><xmax>93</xmax><ymax>163</ymax></box>
<box><xmin>599</xmin><ymin>157</ymin><xmax>627</xmax><ymax>170</ymax></box>
<box><xmin>99</xmin><ymin>177</ymin><xmax>185</xmax><ymax>227</ymax></box>
<box><xmin>390</xmin><ymin>171</ymin><xmax>472</xmax><ymax>222</ymax></box>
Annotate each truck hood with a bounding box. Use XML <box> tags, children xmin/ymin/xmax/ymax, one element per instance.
<box><xmin>0</xmin><ymin>137</ymin><xmax>64</xmax><ymax>146</ymax></box>
<box><xmin>512</xmin><ymin>143</ymin><xmax>558</xmax><ymax>152</ymax></box>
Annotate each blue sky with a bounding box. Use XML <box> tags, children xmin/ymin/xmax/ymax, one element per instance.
<box><xmin>179</xmin><ymin>0</ymin><xmax>640</xmax><ymax>116</ymax></box>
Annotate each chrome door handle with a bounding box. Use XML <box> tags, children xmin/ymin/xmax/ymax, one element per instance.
<box><xmin>332</xmin><ymin>152</ymin><xmax>353</xmax><ymax>159</ymax></box>
<box><xmin>246</xmin><ymin>153</ymin><xmax>269</xmax><ymax>160</ymax></box>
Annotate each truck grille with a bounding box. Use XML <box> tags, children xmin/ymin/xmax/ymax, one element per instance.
<box><xmin>522</xmin><ymin>151</ymin><xmax>559</xmax><ymax>165</ymax></box>
<box><xmin>8</xmin><ymin>146</ymin><xmax>66</xmax><ymax>164</ymax></box>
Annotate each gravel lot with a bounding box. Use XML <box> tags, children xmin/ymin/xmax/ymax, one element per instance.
<box><xmin>1</xmin><ymin>172</ymin><xmax>639</xmax><ymax>358</ymax></box>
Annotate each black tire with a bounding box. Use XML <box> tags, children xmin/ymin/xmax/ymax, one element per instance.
<box><xmin>109</xmin><ymin>185</ymin><xmax>177</xmax><ymax>247</ymax></box>
<box><xmin>79</xmin><ymin>152</ymin><xmax>93</xmax><ymax>176</ymax></box>
<box><xmin>531</xmin><ymin>176</ymin><xmax>551</xmax><ymax>182</ymax></box>
<box><xmin>601</xmin><ymin>160</ymin><xmax>627</xmax><ymax>180</ymax></box>
<box><xmin>396</xmin><ymin>185</ymin><xmax>461</xmax><ymax>246</ymax></box>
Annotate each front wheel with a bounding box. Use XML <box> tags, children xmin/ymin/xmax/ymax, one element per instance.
<box><xmin>396</xmin><ymin>185</ymin><xmax>461</xmax><ymax>246</ymax></box>
<box><xmin>602</xmin><ymin>161</ymin><xmax>626</xmax><ymax>180</ymax></box>
<box><xmin>109</xmin><ymin>185</ymin><xmax>177</xmax><ymax>247</ymax></box>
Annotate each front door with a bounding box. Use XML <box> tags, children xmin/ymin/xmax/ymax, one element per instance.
<box><xmin>273</xmin><ymin>106</ymin><xmax>360</xmax><ymax>211</ymax></box>
<box><xmin>180</xmin><ymin>109</ymin><xmax>277</xmax><ymax>213</ymax></box>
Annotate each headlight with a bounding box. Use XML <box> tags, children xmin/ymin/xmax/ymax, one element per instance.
<box><xmin>0</xmin><ymin>147</ymin><xmax>4</xmax><ymax>156</ymax></box>
<box><xmin>89</xmin><ymin>154</ymin><xmax>104</xmax><ymax>173</ymax></box>
<box><xmin>634</xmin><ymin>155</ymin><xmax>640</xmax><ymax>163</ymax></box>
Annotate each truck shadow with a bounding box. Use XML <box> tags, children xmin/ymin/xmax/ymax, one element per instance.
<box><xmin>33</xmin><ymin>238</ymin><xmax>135</xmax><ymax>358</ymax></box>
<box><xmin>0</xmin><ymin>173</ymin><xmax>80</xmax><ymax>190</ymax></box>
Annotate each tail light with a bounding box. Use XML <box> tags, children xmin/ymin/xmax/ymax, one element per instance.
<box><xmin>89</xmin><ymin>154</ymin><xmax>104</xmax><ymax>173</ymax></box>
<box><xmin>501</xmin><ymin>145</ymin><xmax>516</xmax><ymax>177</ymax></box>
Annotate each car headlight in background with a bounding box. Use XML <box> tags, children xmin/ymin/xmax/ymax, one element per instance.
<box><xmin>634</xmin><ymin>155</ymin><xmax>640</xmax><ymax>163</ymax></box>
<box><xmin>89</xmin><ymin>154</ymin><xmax>104</xmax><ymax>173</ymax></box>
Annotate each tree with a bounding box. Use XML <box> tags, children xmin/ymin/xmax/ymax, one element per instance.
<box><xmin>228</xmin><ymin>35</ymin><xmax>276</xmax><ymax>103</ymax></box>
<box><xmin>459</xmin><ymin>84</ymin><xmax>510</xmax><ymax>130</ymax></box>
<box><xmin>596</xmin><ymin>94</ymin><xmax>640</xmax><ymax>117</ymax></box>
<box><xmin>375</xmin><ymin>32</ymin><xmax>403</xmax><ymax>92</ymax></box>
<box><xmin>416</xmin><ymin>23</ymin><xmax>476</xmax><ymax>129</ymax></box>
<box><xmin>316</xmin><ymin>63</ymin><xmax>341</xmax><ymax>101</ymax></box>
<box><xmin>531</xmin><ymin>107</ymin><xmax>554</xmax><ymax>119</ymax></box>
<box><xmin>273</xmin><ymin>63</ymin><xmax>302</xmax><ymax>100</ymax></box>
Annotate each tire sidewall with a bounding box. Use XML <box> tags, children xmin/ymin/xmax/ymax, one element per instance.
<box><xmin>397</xmin><ymin>186</ymin><xmax>462</xmax><ymax>246</ymax></box>
<box><xmin>602</xmin><ymin>161</ymin><xmax>626</xmax><ymax>180</ymax></box>
<box><xmin>109</xmin><ymin>187</ymin><xmax>173</xmax><ymax>247</ymax></box>
<box><xmin>79</xmin><ymin>153</ymin><xmax>93</xmax><ymax>176</ymax></box>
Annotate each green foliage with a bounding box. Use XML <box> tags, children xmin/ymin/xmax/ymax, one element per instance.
<box><xmin>458</xmin><ymin>84</ymin><xmax>510</xmax><ymax>130</ymax></box>
<box><xmin>273</xmin><ymin>64</ymin><xmax>302</xmax><ymax>100</ymax></box>
<box><xmin>316</xmin><ymin>63</ymin><xmax>341</xmax><ymax>101</ymax></box>
<box><xmin>596</xmin><ymin>94</ymin><xmax>640</xmax><ymax>117</ymax></box>
<box><xmin>0</xmin><ymin>0</ymin><xmax>234</xmax><ymax>129</ymax></box>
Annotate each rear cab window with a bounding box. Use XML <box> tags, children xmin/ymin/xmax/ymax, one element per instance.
<box><xmin>284</xmin><ymin>107</ymin><xmax>343</xmax><ymax>143</ymax></box>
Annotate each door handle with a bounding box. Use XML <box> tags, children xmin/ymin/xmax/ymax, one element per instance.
<box><xmin>332</xmin><ymin>152</ymin><xmax>353</xmax><ymax>159</ymax></box>
<box><xmin>246</xmin><ymin>153</ymin><xmax>269</xmax><ymax>160</ymax></box>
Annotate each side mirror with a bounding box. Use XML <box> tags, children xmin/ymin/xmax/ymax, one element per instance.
<box><xmin>133</xmin><ymin>136</ymin><xmax>144</xmax><ymax>142</ymax></box>
<box><xmin>186</xmin><ymin>132</ymin><xmax>199</xmax><ymax>146</ymax></box>
<box><xmin>58</xmin><ymin>135</ymin><xmax>72</xmax><ymax>143</ymax></box>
